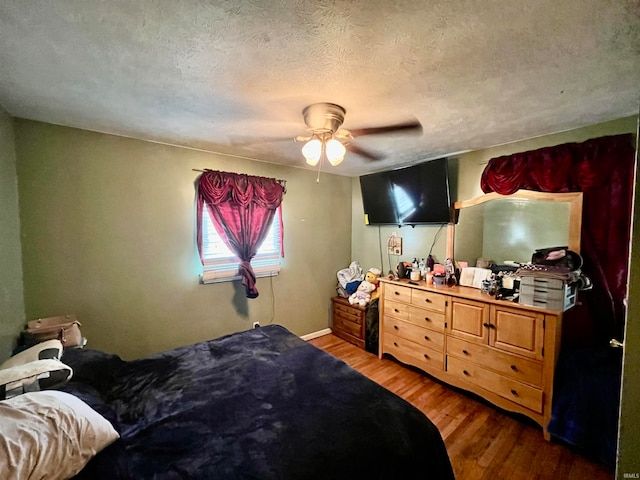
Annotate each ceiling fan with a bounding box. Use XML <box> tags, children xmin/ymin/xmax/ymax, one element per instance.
<box><xmin>293</xmin><ymin>102</ymin><xmax>423</xmax><ymax>167</ymax></box>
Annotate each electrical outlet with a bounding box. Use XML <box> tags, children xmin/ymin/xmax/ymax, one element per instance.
<box><xmin>253</xmin><ymin>322</ymin><xmax>260</xmax><ymax>329</ymax></box>
<box><xmin>387</xmin><ymin>236</ymin><xmax>403</xmax><ymax>255</ymax></box>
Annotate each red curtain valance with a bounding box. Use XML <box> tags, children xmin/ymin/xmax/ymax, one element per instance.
<box><xmin>197</xmin><ymin>170</ymin><xmax>285</xmax><ymax>208</ymax></box>
<box><xmin>481</xmin><ymin>134</ymin><xmax>633</xmax><ymax>195</ymax></box>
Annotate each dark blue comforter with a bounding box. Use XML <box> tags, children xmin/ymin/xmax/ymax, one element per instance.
<box><xmin>62</xmin><ymin>325</ymin><xmax>454</xmax><ymax>479</ymax></box>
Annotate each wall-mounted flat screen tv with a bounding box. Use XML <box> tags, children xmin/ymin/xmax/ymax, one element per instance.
<box><xmin>359</xmin><ymin>158</ymin><xmax>452</xmax><ymax>226</ymax></box>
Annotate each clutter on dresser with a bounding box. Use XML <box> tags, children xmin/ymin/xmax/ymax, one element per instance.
<box><xmin>453</xmin><ymin>246</ymin><xmax>593</xmax><ymax>308</ymax></box>
<box><xmin>516</xmin><ymin>246</ymin><xmax>592</xmax><ymax>311</ymax></box>
<box><xmin>515</xmin><ymin>246</ymin><xmax>591</xmax><ymax>310</ymax></box>
<box><xmin>395</xmin><ymin>255</ymin><xmax>440</xmax><ymax>281</ymax></box>
<box><xmin>22</xmin><ymin>314</ymin><xmax>86</xmax><ymax>349</ymax></box>
<box><xmin>348</xmin><ymin>268</ymin><xmax>381</xmax><ymax>307</ymax></box>
<box><xmin>336</xmin><ymin>261</ymin><xmax>364</xmax><ymax>298</ymax></box>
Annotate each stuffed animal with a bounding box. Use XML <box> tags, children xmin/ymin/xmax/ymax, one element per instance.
<box><xmin>348</xmin><ymin>280</ymin><xmax>376</xmax><ymax>307</ymax></box>
<box><xmin>366</xmin><ymin>268</ymin><xmax>381</xmax><ymax>301</ymax></box>
<box><xmin>348</xmin><ymin>268</ymin><xmax>381</xmax><ymax>306</ymax></box>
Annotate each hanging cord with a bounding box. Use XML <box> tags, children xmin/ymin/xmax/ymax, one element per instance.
<box><xmin>386</xmin><ymin>234</ymin><xmax>399</xmax><ymax>277</ymax></box>
<box><xmin>428</xmin><ymin>224</ymin><xmax>446</xmax><ymax>256</ymax></box>
<box><xmin>378</xmin><ymin>226</ymin><xmax>385</xmax><ymax>273</ymax></box>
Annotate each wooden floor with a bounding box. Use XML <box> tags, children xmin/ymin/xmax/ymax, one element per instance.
<box><xmin>309</xmin><ymin>334</ymin><xmax>613</xmax><ymax>480</ymax></box>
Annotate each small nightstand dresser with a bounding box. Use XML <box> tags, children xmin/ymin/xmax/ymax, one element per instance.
<box><xmin>331</xmin><ymin>296</ymin><xmax>367</xmax><ymax>349</ymax></box>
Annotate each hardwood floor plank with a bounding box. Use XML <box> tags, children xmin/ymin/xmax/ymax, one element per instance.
<box><xmin>309</xmin><ymin>334</ymin><xmax>614</xmax><ymax>480</ymax></box>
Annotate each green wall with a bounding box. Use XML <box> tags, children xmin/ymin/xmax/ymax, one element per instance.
<box><xmin>14</xmin><ymin>120</ymin><xmax>352</xmax><ymax>359</ymax></box>
<box><xmin>0</xmin><ymin>108</ymin><xmax>25</xmax><ymax>360</ymax></box>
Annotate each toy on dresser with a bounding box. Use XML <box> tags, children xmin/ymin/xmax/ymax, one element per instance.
<box><xmin>348</xmin><ymin>268</ymin><xmax>381</xmax><ymax>307</ymax></box>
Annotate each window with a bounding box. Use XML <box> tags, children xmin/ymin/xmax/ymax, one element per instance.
<box><xmin>200</xmin><ymin>207</ymin><xmax>282</xmax><ymax>283</ymax></box>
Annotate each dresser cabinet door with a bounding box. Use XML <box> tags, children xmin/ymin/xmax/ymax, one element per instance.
<box><xmin>449</xmin><ymin>298</ymin><xmax>490</xmax><ymax>345</ymax></box>
<box><xmin>489</xmin><ymin>305</ymin><xmax>544</xmax><ymax>360</ymax></box>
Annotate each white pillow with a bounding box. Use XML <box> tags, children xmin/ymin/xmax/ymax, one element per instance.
<box><xmin>0</xmin><ymin>340</ymin><xmax>64</xmax><ymax>370</ymax></box>
<box><xmin>0</xmin><ymin>390</ymin><xmax>119</xmax><ymax>480</ymax></box>
<box><xmin>0</xmin><ymin>359</ymin><xmax>73</xmax><ymax>399</ymax></box>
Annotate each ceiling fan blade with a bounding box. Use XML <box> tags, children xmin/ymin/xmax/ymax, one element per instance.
<box><xmin>227</xmin><ymin>135</ymin><xmax>294</xmax><ymax>146</ymax></box>
<box><xmin>348</xmin><ymin>119</ymin><xmax>423</xmax><ymax>138</ymax></box>
<box><xmin>345</xmin><ymin>143</ymin><xmax>384</xmax><ymax>161</ymax></box>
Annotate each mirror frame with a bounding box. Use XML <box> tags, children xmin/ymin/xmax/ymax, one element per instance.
<box><xmin>446</xmin><ymin>189</ymin><xmax>583</xmax><ymax>261</ymax></box>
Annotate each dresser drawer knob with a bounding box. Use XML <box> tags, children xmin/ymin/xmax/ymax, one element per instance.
<box><xmin>424</xmin><ymin>298</ymin><xmax>432</xmax><ymax>303</ymax></box>
<box><xmin>394</xmin><ymin>308</ymin><xmax>400</xmax><ymax>313</ymax></box>
<box><xmin>463</xmin><ymin>370</ymin><xmax>469</xmax><ymax>376</ymax></box>
<box><xmin>510</xmin><ymin>365</ymin><xmax>518</xmax><ymax>371</ymax></box>
<box><xmin>483</xmin><ymin>322</ymin><xmax>491</xmax><ymax>328</ymax></box>
<box><xmin>424</xmin><ymin>353</ymin><xmax>430</xmax><ymax>359</ymax></box>
<box><xmin>393</xmin><ymin>342</ymin><xmax>398</xmax><ymax>347</ymax></box>
<box><xmin>394</xmin><ymin>291</ymin><xmax>401</xmax><ymax>295</ymax></box>
<box><xmin>510</xmin><ymin>389</ymin><xmax>518</xmax><ymax>396</ymax></box>
<box><xmin>424</xmin><ymin>317</ymin><xmax>431</xmax><ymax>322</ymax></box>
<box><xmin>424</xmin><ymin>335</ymin><xmax>429</xmax><ymax>341</ymax></box>
<box><xmin>393</xmin><ymin>325</ymin><xmax>399</xmax><ymax>330</ymax></box>
<box><xmin>462</xmin><ymin>349</ymin><xmax>469</xmax><ymax>355</ymax></box>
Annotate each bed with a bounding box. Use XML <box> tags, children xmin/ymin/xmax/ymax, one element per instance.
<box><xmin>54</xmin><ymin>324</ymin><xmax>454</xmax><ymax>479</ymax></box>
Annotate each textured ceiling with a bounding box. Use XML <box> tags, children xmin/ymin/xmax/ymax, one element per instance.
<box><xmin>0</xmin><ymin>0</ymin><xmax>638</xmax><ymax>176</ymax></box>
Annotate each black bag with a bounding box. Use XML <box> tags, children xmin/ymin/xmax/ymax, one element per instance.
<box><xmin>531</xmin><ymin>246</ymin><xmax>583</xmax><ymax>271</ymax></box>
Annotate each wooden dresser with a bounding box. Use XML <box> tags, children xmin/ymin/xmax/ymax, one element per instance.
<box><xmin>379</xmin><ymin>278</ymin><xmax>566</xmax><ymax>440</ymax></box>
<box><xmin>331</xmin><ymin>296</ymin><xmax>367</xmax><ymax>349</ymax></box>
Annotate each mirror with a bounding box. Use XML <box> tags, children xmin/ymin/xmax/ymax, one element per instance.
<box><xmin>448</xmin><ymin>190</ymin><xmax>583</xmax><ymax>266</ymax></box>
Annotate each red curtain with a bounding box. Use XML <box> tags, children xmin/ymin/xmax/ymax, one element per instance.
<box><xmin>196</xmin><ymin>170</ymin><xmax>285</xmax><ymax>298</ymax></box>
<box><xmin>481</xmin><ymin>134</ymin><xmax>636</xmax><ymax>346</ymax></box>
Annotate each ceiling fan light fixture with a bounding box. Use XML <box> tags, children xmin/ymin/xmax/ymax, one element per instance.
<box><xmin>326</xmin><ymin>138</ymin><xmax>346</xmax><ymax>166</ymax></box>
<box><xmin>302</xmin><ymin>138</ymin><xmax>322</xmax><ymax>166</ymax></box>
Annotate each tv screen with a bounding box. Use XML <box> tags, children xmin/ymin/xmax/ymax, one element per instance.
<box><xmin>359</xmin><ymin>158</ymin><xmax>452</xmax><ymax>226</ymax></box>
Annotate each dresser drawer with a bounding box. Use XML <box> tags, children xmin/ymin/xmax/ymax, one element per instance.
<box><xmin>407</xmin><ymin>305</ymin><xmax>446</xmax><ymax>332</ymax></box>
<box><xmin>384</xmin><ymin>317</ymin><xmax>444</xmax><ymax>351</ymax></box>
<box><xmin>333</xmin><ymin>314</ymin><xmax>363</xmax><ymax>339</ymax></box>
<box><xmin>333</xmin><ymin>304</ymin><xmax>364</xmax><ymax>325</ymax></box>
<box><xmin>520</xmin><ymin>276</ymin><xmax>565</xmax><ymax>290</ymax></box>
<box><xmin>411</xmin><ymin>289</ymin><xmax>447</xmax><ymax>313</ymax></box>
<box><xmin>383</xmin><ymin>299</ymin><xmax>410</xmax><ymax>321</ymax></box>
<box><xmin>331</xmin><ymin>296</ymin><xmax>366</xmax><ymax>349</ymax></box>
<box><xmin>384</xmin><ymin>332</ymin><xmax>444</xmax><ymax>371</ymax></box>
<box><xmin>447</xmin><ymin>356</ymin><xmax>543</xmax><ymax>413</ymax></box>
<box><xmin>384</xmin><ymin>284</ymin><xmax>412</xmax><ymax>304</ymax></box>
<box><xmin>446</xmin><ymin>336</ymin><xmax>542</xmax><ymax>388</ymax></box>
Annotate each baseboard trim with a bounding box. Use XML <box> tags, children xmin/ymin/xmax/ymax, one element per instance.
<box><xmin>301</xmin><ymin>328</ymin><xmax>332</xmax><ymax>341</ymax></box>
